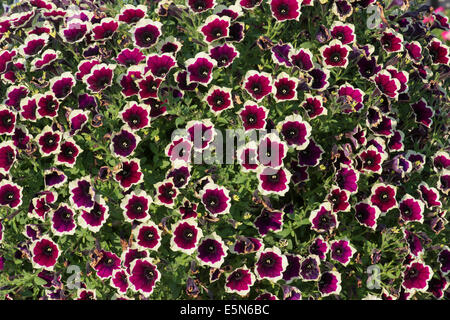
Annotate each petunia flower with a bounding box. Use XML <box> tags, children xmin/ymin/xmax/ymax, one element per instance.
<box><xmin>225</xmin><ymin>266</ymin><xmax>255</xmax><ymax>296</ymax></box>
<box><xmin>121</xmin><ymin>190</ymin><xmax>152</xmax><ymax>223</ymax></box>
<box><xmin>129</xmin><ymin>258</ymin><xmax>160</xmax><ymax>297</ymax></box>
<box><xmin>330</xmin><ymin>239</ymin><xmax>356</xmax><ymax>266</ymax></box>
<box><xmin>110</xmin><ymin>127</ymin><xmax>141</xmax><ymax>159</ymax></box>
<box><xmin>154</xmin><ymin>179</ymin><xmax>178</xmax><ymax>208</ymax></box>
<box><xmin>78</xmin><ymin>197</ymin><xmax>109</xmax><ymax>233</ymax></box>
<box><xmin>269</xmin><ymin>0</ymin><xmax>302</xmax><ymax>21</ymax></box>
<box><xmin>299</xmin><ymin>255</ymin><xmax>321</xmax><ymax>281</ymax></box>
<box><xmin>319</xmin><ymin>40</ymin><xmax>350</xmax><ymax>68</ymax></box>
<box><xmin>196</xmin><ymin>232</ymin><xmax>228</xmax><ymax>268</ymax></box>
<box><xmin>318</xmin><ymin>271</ymin><xmax>342</xmax><ymax>297</ymax></box>
<box><xmin>0</xmin><ymin>180</ymin><xmax>23</xmax><ymax>209</ymax></box>
<box><xmin>94</xmin><ymin>250</ymin><xmax>121</xmax><ymax>280</ymax></box>
<box><xmin>209</xmin><ymin>43</ymin><xmax>239</xmax><ymax>68</ymax></box>
<box><xmin>243</xmin><ymin>70</ymin><xmax>273</xmax><ymax>101</ymax></box>
<box><xmin>370</xmin><ymin>183</ymin><xmax>397</xmax><ymax>214</ymax></box>
<box><xmin>35</xmin><ymin>126</ymin><xmax>61</xmax><ymax>156</ymax></box>
<box><xmin>199</xmin><ymin>15</ymin><xmax>230</xmax><ymax>43</ymax></box>
<box><xmin>257</xmin><ymin>166</ymin><xmax>292</xmax><ymax>196</ymax></box>
<box><xmin>69</xmin><ymin>176</ymin><xmax>95</xmax><ymax>210</ymax></box>
<box><xmin>254</xmin><ymin>208</ymin><xmax>284</xmax><ymax>236</ymax></box>
<box><xmin>50</xmin><ymin>203</ymin><xmax>76</xmax><ymax>236</ymax></box>
<box><xmin>30</xmin><ymin>236</ymin><xmax>60</xmax><ymax>271</ymax></box>
<box><xmin>309</xmin><ymin>202</ymin><xmax>339</xmax><ymax>233</ymax></box>
<box><xmin>309</xmin><ymin>236</ymin><xmax>329</xmax><ymax>260</ymax></box>
<box><xmin>402</xmin><ymin>261</ymin><xmax>433</xmax><ymax>292</ymax></box>
<box><xmin>170</xmin><ymin>218</ymin><xmax>203</xmax><ymax>255</ymax></box>
<box><xmin>204</xmin><ymin>86</ymin><xmax>233</xmax><ymax>115</ymax></box>
<box><xmin>238</xmin><ymin>101</ymin><xmax>268</xmax><ymax>131</ymax></box>
<box><xmin>185</xmin><ymin>52</ymin><xmax>217</xmax><ymax>86</ymax></box>
<box><xmin>254</xmin><ymin>247</ymin><xmax>288</xmax><ymax>282</ymax></box>
<box><xmin>282</xmin><ymin>254</ymin><xmax>302</xmax><ymax>283</ymax></box>
<box><xmin>133</xmin><ymin>221</ymin><xmax>162</xmax><ymax>251</ymax></box>
<box><xmin>115</xmin><ymin>159</ymin><xmax>144</xmax><ymax>190</ymax></box>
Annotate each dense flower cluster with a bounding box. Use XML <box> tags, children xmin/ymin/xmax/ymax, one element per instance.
<box><xmin>0</xmin><ymin>0</ymin><xmax>448</xmax><ymax>300</ymax></box>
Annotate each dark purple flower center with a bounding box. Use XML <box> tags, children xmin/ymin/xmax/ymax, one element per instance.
<box><xmin>211</xmin><ymin>27</ymin><xmax>223</xmax><ymax>38</ymax></box>
<box><xmin>403</xmin><ymin>206</ymin><xmax>411</xmax><ymax>216</ymax></box>
<box><xmin>407</xmin><ymin>267</ymin><xmax>418</xmax><ymax>279</ymax></box>
<box><xmin>279</xmin><ymin>84</ymin><xmax>290</xmax><ymax>96</ymax></box>
<box><xmin>156</xmin><ymin>66</ymin><xmax>168</xmax><ymax>77</ymax></box>
<box><xmin>330</xmin><ymin>52</ymin><xmax>341</xmax><ymax>63</ymax></box>
<box><xmin>43</xmin><ymin>245</ymin><xmax>53</xmax><ymax>256</ymax></box>
<box><xmin>144</xmin><ymin>230</ymin><xmax>154</xmax><ymax>241</ymax></box>
<box><xmin>246</xmin><ymin>113</ymin><xmax>257</xmax><ymax>124</ymax></box>
<box><xmin>163</xmin><ymin>185</ymin><xmax>175</xmax><ymax>198</ymax></box>
<box><xmin>383</xmin><ymin>38</ymin><xmax>391</xmax><ymax>48</ymax></box>
<box><xmin>365</xmin><ymin>157</ymin><xmax>374</xmax><ymax>166</ymax></box>
<box><xmin>285</xmin><ymin>127</ymin><xmax>298</xmax><ymax>138</ymax></box>
<box><xmin>129</xmin><ymin>114</ymin><xmax>141</xmax><ymax>126</ymax></box>
<box><xmin>198</xmin><ymin>66</ymin><xmax>210</xmax><ymax>79</ymax></box>
<box><xmin>61</xmin><ymin>209</ymin><xmax>72</xmax><ymax>221</ymax></box>
<box><xmin>263</xmin><ymin>256</ymin><xmax>275</xmax><ymax>267</ymax></box>
<box><xmin>252</xmin><ymin>83</ymin><xmax>262</xmax><ymax>93</ymax></box>
<box><xmin>102</xmin><ymin>29</ymin><xmax>114</xmax><ymax>38</ymax></box>
<box><xmin>206</xmin><ymin>195</ymin><xmax>219</xmax><ymax>208</ymax></box>
<box><xmin>104</xmin><ymin>257</ymin><xmax>114</xmax><ymax>267</ymax></box>
<box><xmin>207</xmin><ymin>244</ymin><xmax>217</xmax><ymax>253</ymax></box>
<box><xmin>232</xmin><ymin>270</ymin><xmax>243</xmax><ymax>280</ymax></box>
<box><xmin>141</xmin><ymin>31</ymin><xmax>155</xmax><ymax>45</ymax></box>
<box><xmin>120</xmin><ymin>166</ymin><xmax>131</xmax><ymax>178</ymax></box>
<box><xmin>62</xmin><ymin>145</ymin><xmax>75</xmax><ymax>157</ymax></box>
<box><xmin>268</xmin><ymin>173</ymin><xmax>280</xmax><ymax>183</ymax></box>
<box><xmin>44</xmin><ymin>135</ymin><xmax>57</xmax><ymax>147</ymax></box>
<box><xmin>3</xmin><ymin>191</ymin><xmax>15</xmax><ymax>203</ymax></box>
<box><xmin>335</xmin><ymin>247</ymin><xmax>343</xmax><ymax>255</ymax></box>
<box><xmin>173</xmin><ymin>172</ymin><xmax>186</xmax><ymax>185</ymax></box>
<box><xmin>144</xmin><ymin>266</ymin><xmax>155</xmax><ymax>280</ymax></box>
<box><xmin>132</xmin><ymin>201</ymin><xmax>144</xmax><ymax>213</ymax></box>
<box><xmin>214</xmin><ymin>95</ymin><xmax>224</xmax><ymax>106</ymax></box>
<box><xmin>330</xmin><ymin>194</ymin><xmax>340</xmax><ymax>204</ymax></box>
<box><xmin>218</xmin><ymin>55</ymin><xmax>228</xmax><ymax>66</ymax></box>
<box><xmin>335</xmin><ymin>32</ymin><xmax>344</xmax><ymax>41</ymax></box>
<box><xmin>91</xmin><ymin>205</ymin><xmax>103</xmax><ymax>217</ymax></box>
<box><xmin>2</xmin><ymin>114</ymin><xmax>13</xmax><ymax>127</ymax></box>
<box><xmin>119</xmin><ymin>137</ymin><xmax>131</xmax><ymax>149</ymax></box>
<box><xmin>379</xmin><ymin>191</ymin><xmax>389</xmax><ymax>203</ymax></box>
<box><xmin>183</xmin><ymin>228</ymin><xmax>194</xmax><ymax>240</ymax></box>
<box><xmin>194</xmin><ymin>0</ymin><xmax>205</xmax><ymax>10</ymax></box>
<box><xmin>95</xmin><ymin>75</ymin><xmax>110</xmax><ymax>88</ymax></box>
<box><xmin>6</xmin><ymin>150</ymin><xmax>14</xmax><ymax>164</ymax></box>
<box><xmin>277</xmin><ymin>3</ymin><xmax>289</xmax><ymax>15</ymax></box>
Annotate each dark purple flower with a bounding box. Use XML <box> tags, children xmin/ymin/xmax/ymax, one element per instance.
<box><xmin>56</xmin><ymin>139</ymin><xmax>80</xmax><ymax>167</ymax></box>
<box><xmin>69</xmin><ymin>177</ymin><xmax>95</xmax><ymax>210</ymax></box>
<box><xmin>273</xmin><ymin>73</ymin><xmax>298</xmax><ymax>102</ymax></box>
<box><xmin>411</xmin><ymin>99</ymin><xmax>434</xmax><ymax>128</ymax></box>
<box><xmin>330</xmin><ymin>21</ymin><xmax>355</xmax><ymax>45</ymax></box>
<box><xmin>427</xmin><ymin>275</ymin><xmax>448</xmax><ymax>299</ymax></box>
<box><xmin>310</xmin><ymin>203</ymin><xmax>339</xmax><ymax>233</ymax></box>
<box><xmin>227</xmin><ymin>22</ymin><xmax>245</xmax><ymax>42</ymax></box>
<box><xmin>225</xmin><ymin>267</ymin><xmax>255</xmax><ymax>296</ymax></box>
<box><xmin>335</xmin><ymin>165</ymin><xmax>359</xmax><ymax>194</ymax></box>
<box><xmin>129</xmin><ymin>258</ymin><xmax>160</xmax><ymax>297</ymax></box>
<box><xmin>309</xmin><ymin>236</ymin><xmax>329</xmax><ymax>260</ymax></box>
<box><xmin>170</xmin><ymin>218</ymin><xmax>203</xmax><ymax>255</ymax></box>
<box><xmin>289</xmin><ymin>47</ymin><xmax>313</xmax><ymax>71</ymax></box>
<box><xmin>282</xmin><ymin>254</ymin><xmax>301</xmax><ymax>282</ymax></box>
<box><xmin>36</xmin><ymin>92</ymin><xmax>59</xmax><ymax>119</ymax></box>
<box><xmin>375</xmin><ymin>70</ymin><xmax>400</xmax><ymax>99</ymax></box>
<box><xmin>380</xmin><ymin>29</ymin><xmax>404</xmax><ymax>52</ymax></box>
<box><xmin>117</xmin><ymin>5</ymin><xmax>146</xmax><ymax>24</ymax></box>
<box><xmin>357</xmin><ymin>55</ymin><xmax>382</xmax><ymax>80</ymax></box>
<box><xmin>20</xmin><ymin>34</ymin><xmax>48</xmax><ymax>57</ymax></box>
<box><xmin>0</xmin><ymin>141</ymin><xmax>16</xmax><ymax>174</ymax></box>
<box><xmin>418</xmin><ymin>182</ymin><xmax>442</xmax><ymax>208</ymax></box>
<box><xmin>51</xmin><ymin>204</ymin><xmax>76</xmax><ymax>236</ymax></box>
<box><xmin>330</xmin><ymin>239</ymin><xmax>355</xmax><ymax>266</ymax></box>
<box><xmin>110</xmin><ymin>269</ymin><xmax>129</xmax><ymax>294</ymax></box>
<box><xmin>154</xmin><ymin>179</ymin><xmax>178</xmax><ymax>208</ymax></box>
<box><xmin>403</xmin><ymin>229</ymin><xmax>424</xmax><ymax>258</ymax></box>
<box><xmin>428</xmin><ymin>39</ymin><xmax>449</xmax><ymax>65</ymax></box>
<box><xmin>255</xmin><ymin>247</ymin><xmax>287</xmax><ymax>281</ymax></box>
<box><xmin>145</xmin><ymin>54</ymin><xmax>176</xmax><ymax>79</ymax></box>
<box><xmin>188</xmin><ymin>0</ymin><xmax>216</xmax><ymax>13</ymax></box>
<box><xmin>320</xmin><ymin>40</ymin><xmax>350</xmax><ymax>68</ymax></box>
<box><xmin>257</xmin><ymin>167</ymin><xmax>292</xmax><ymax>196</ymax></box>
<box><xmin>111</xmin><ymin>127</ymin><xmax>140</xmax><ymax>158</ymax></box>
<box><xmin>205</xmin><ymin>86</ymin><xmax>233</xmax><ymax>114</ymax></box>
<box><xmin>200</xmin><ymin>183</ymin><xmax>231</xmax><ymax>215</ymax></box>
<box><xmin>297</xmin><ymin>139</ymin><xmax>323</xmax><ymax>167</ymax></box>
<box><xmin>318</xmin><ymin>271</ymin><xmax>342</xmax><ymax>297</ymax></box>
<box><xmin>197</xmin><ymin>233</ymin><xmax>227</xmax><ymax>268</ymax></box>
<box><xmin>230</xmin><ymin>236</ymin><xmax>263</xmax><ymax>254</ymax></box>
<box><xmin>167</xmin><ymin>163</ymin><xmax>191</xmax><ymax>189</ymax></box>
<box><xmin>337</xmin><ymin>83</ymin><xmax>364</xmax><ymax>113</ymax></box>
<box><xmin>179</xmin><ymin>200</ymin><xmax>198</xmax><ymax>219</ymax></box>
<box><xmin>308</xmin><ymin>68</ymin><xmax>330</xmax><ymax>90</ymax></box>
<box><xmin>84</xmin><ymin>64</ymin><xmax>115</xmax><ymax>93</ymax></box>
<box><xmin>437</xmin><ymin>247</ymin><xmax>450</xmax><ymax>275</ymax></box>
<box><xmin>60</xmin><ymin>19</ymin><xmax>89</xmax><ymax>43</ymax></box>
<box><xmin>115</xmin><ymin>159</ymin><xmax>144</xmax><ymax>190</ymax></box>
<box><xmin>78</xmin><ymin>93</ymin><xmax>97</xmax><ymax>110</ymax></box>
<box><xmin>300</xmin><ymin>255</ymin><xmax>321</xmax><ymax>281</ymax></box>
<box><xmin>399</xmin><ymin>195</ymin><xmax>424</xmax><ymax>223</ymax></box>
<box><xmin>355</xmin><ymin>202</ymin><xmax>380</xmax><ymax>229</ymax></box>
<box><xmin>271</xmin><ymin>43</ymin><xmax>292</xmax><ymax>67</ymax></box>
<box><xmin>0</xmin><ymin>181</ymin><xmax>22</xmax><ymax>209</ymax></box>
<box><xmin>36</xmin><ymin>126</ymin><xmax>61</xmax><ymax>156</ymax></box>
<box><xmin>254</xmin><ymin>208</ymin><xmax>284</xmax><ymax>236</ymax></box>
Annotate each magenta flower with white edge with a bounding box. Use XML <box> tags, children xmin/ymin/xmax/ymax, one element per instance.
<box><xmin>269</xmin><ymin>0</ymin><xmax>302</xmax><ymax>21</ymax></box>
<box><xmin>309</xmin><ymin>202</ymin><xmax>339</xmax><ymax>233</ymax></box>
<box><xmin>94</xmin><ymin>250</ymin><xmax>121</xmax><ymax>280</ymax></box>
<box><xmin>405</xmin><ymin>41</ymin><xmax>423</xmax><ymax>63</ymax></box>
<box><xmin>76</xmin><ymin>289</ymin><xmax>96</xmax><ymax>300</ymax></box>
<box><xmin>132</xmin><ymin>19</ymin><xmax>163</xmax><ymax>49</ymax></box>
<box><xmin>84</xmin><ymin>63</ymin><xmax>116</xmax><ymax>93</ymax></box>
<box><xmin>166</xmin><ymin>161</ymin><xmax>191</xmax><ymax>189</ymax></box>
<box><xmin>257</xmin><ymin>133</ymin><xmax>288</xmax><ymax>168</ymax></box>
<box><xmin>19</xmin><ymin>34</ymin><xmax>49</xmax><ymax>57</ymax></box>
<box><xmin>357</xmin><ymin>145</ymin><xmax>386</xmax><ymax>174</ymax></box>
<box><xmin>204</xmin><ymin>85</ymin><xmax>233</xmax><ymax>115</ymax></box>
<box><xmin>170</xmin><ymin>218</ymin><xmax>203</xmax><ymax>255</ymax></box>
<box><xmin>119</xmin><ymin>102</ymin><xmax>151</xmax><ymax>131</ymax></box>
<box><xmin>30</xmin><ymin>49</ymin><xmax>59</xmax><ymax>72</ymax></box>
<box><xmin>110</xmin><ymin>269</ymin><xmax>129</xmax><ymax>295</ymax></box>
<box><xmin>402</xmin><ymin>261</ymin><xmax>433</xmax><ymax>293</ymax></box>
<box><xmin>185</xmin><ymin>52</ymin><xmax>217</xmax><ymax>86</ymax></box>
<box><xmin>330</xmin><ymin>239</ymin><xmax>356</xmax><ymax>266</ymax></box>
<box><xmin>110</xmin><ymin>126</ymin><xmax>141</xmax><ymax>159</ymax></box>
<box><xmin>118</xmin><ymin>65</ymin><xmax>145</xmax><ymax>98</ymax></box>
<box><xmin>117</xmin><ymin>5</ymin><xmax>147</xmax><ymax>24</ymax></box>
<box><xmin>374</xmin><ymin>70</ymin><xmax>401</xmax><ymax>99</ymax></box>
<box><xmin>133</xmin><ymin>221</ymin><xmax>162</xmax><ymax>251</ymax></box>
<box><xmin>187</xmin><ymin>0</ymin><xmax>217</xmax><ymax>13</ymax></box>
<box><xmin>237</xmin><ymin>141</ymin><xmax>259</xmax><ymax>172</ymax></box>
<box><xmin>330</xmin><ymin>21</ymin><xmax>355</xmax><ymax>45</ymax></box>
<box><xmin>30</xmin><ymin>235</ymin><xmax>60</xmax><ymax>271</ymax></box>
<box><xmin>200</xmin><ymin>182</ymin><xmax>231</xmax><ymax>215</ymax></box>
<box><xmin>432</xmin><ymin>151</ymin><xmax>450</xmax><ymax>172</ymax></box>
<box><xmin>78</xmin><ymin>197</ymin><xmax>110</xmax><ymax>233</ymax></box>
<box><xmin>199</xmin><ymin>15</ymin><xmax>231</xmax><ymax>43</ymax></box>
<box><xmin>156</xmin><ymin>36</ymin><xmax>183</xmax><ymax>57</ymax></box>
<box><xmin>437</xmin><ymin>169</ymin><xmax>450</xmax><ymax>195</ymax></box>
<box><xmin>254</xmin><ymin>247</ymin><xmax>288</xmax><ymax>282</ymax></box>
<box><xmin>145</xmin><ymin>53</ymin><xmax>177</xmax><ymax>79</ymax></box>
<box><xmin>59</xmin><ymin>18</ymin><xmax>91</xmax><ymax>43</ymax></box>
<box><xmin>225</xmin><ymin>265</ymin><xmax>256</xmax><ymax>296</ymax></box>
<box><xmin>370</xmin><ymin>183</ymin><xmax>397</xmax><ymax>215</ymax></box>
<box><xmin>354</xmin><ymin>201</ymin><xmax>380</xmax><ymax>230</ymax></box>
<box><xmin>50</xmin><ymin>203</ymin><xmax>77</xmax><ymax>236</ymax></box>
<box><xmin>239</xmin><ymin>0</ymin><xmax>264</xmax><ymax>10</ymax></box>
<box><xmin>289</xmin><ymin>47</ymin><xmax>313</xmax><ymax>71</ymax></box>
<box><xmin>399</xmin><ymin>194</ymin><xmax>424</xmax><ymax>224</ymax></box>
<box><xmin>0</xmin><ymin>140</ymin><xmax>16</xmax><ymax>175</ymax></box>
<box><xmin>186</xmin><ymin>119</ymin><xmax>217</xmax><ymax>151</ymax></box>
<box><xmin>116</xmin><ymin>48</ymin><xmax>145</xmax><ymax>67</ymax></box>
<box><xmin>326</xmin><ymin>187</ymin><xmax>350</xmax><ymax>213</ymax></box>
<box><xmin>154</xmin><ymin>178</ymin><xmax>179</xmax><ymax>208</ymax></box>
<box><xmin>279</xmin><ymin>114</ymin><xmax>312</xmax><ymax>150</ymax></box>
<box><xmin>243</xmin><ymin>70</ymin><xmax>273</xmax><ymax>101</ymax></box>
<box><xmin>257</xmin><ymin>166</ymin><xmax>292</xmax><ymax>196</ymax></box>
<box><xmin>319</xmin><ymin>40</ymin><xmax>350</xmax><ymax>68</ymax></box>
<box><xmin>196</xmin><ymin>232</ymin><xmax>228</xmax><ymax>268</ymax></box>
<box><xmin>417</xmin><ymin>182</ymin><xmax>442</xmax><ymax>208</ymax></box>
<box><xmin>386</xmin><ymin>66</ymin><xmax>409</xmax><ymax>94</ymax></box>
<box><xmin>318</xmin><ymin>271</ymin><xmax>342</xmax><ymax>297</ymax></box>
<box><xmin>380</xmin><ymin>28</ymin><xmax>404</xmax><ymax>53</ymax></box>
<box><xmin>121</xmin><ymin>189</ymin><xmax>153</xmax><ymax>223</ymax></box>
<box><xmin>337</xmin><ymin>83</ymin><xmax>364</xmax><ymax>113</ymax></box>
<box><xmin>129</xmin><ymin>258</ymin><xmax>161</xmax><ymax>297</ymax></box>
<box><xmin>68</xmin><ymin>109</ymin><xmax>89</xmax><ymax>136</ymax></box>
<box><xmin>209</xmin><ymin>43</ymin><xmax>239</xmax><ymax>68</ymax></box>
<box><xmin>165</xmin><ymin>136</ymin><xmax>193</xmax><ymax>163</ymax></box>
<box><xmin>55</xmin><ymin>138</ymin><xmax>81</xmax><ymax>168</ymax></box>
<box><xmin>428</xmin><ymin>39</ymin><xmax>449</xmax><ymax>65</ymax></box>
<box><xmin>69</xmin><ymin>176</ymin><xmax>95</xmax><ymax>210</ymax></box>
<box><xmin>410</xmin><ymin>98</ymin><xmax>434</xmax><ymax>128</ymax></box>
<box><xmin>36</xmin><ymin>92</ymin><xmax>59</xmax><ymax>119</ymax></box>
<box><xmin>0</xmin><ymin>180</ymin><xmax>23</xmax><ymax>209</ymax></box>
<box><xmin>272</xmin><ymin>72</ymin><xmax>299</xmax><ymax>102</ymax></box>
<box><xmin>92</xmin><ymin>18</ymin><xmax>119</xmax><ymax>41</ymax></box>
<box><xmin>35</xmin><ymin>125</ymin><xmax>61</xmax><ymax>156</ymax></box>
<box><xmin>238</xmin><ymin>101</ymin><xmax>268</xmax><ymax>131</ymax></box>
<box><xmin>49</xmin><ymin>72</ymin><xmax>76</xmax><ymax>100</ymax></box>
